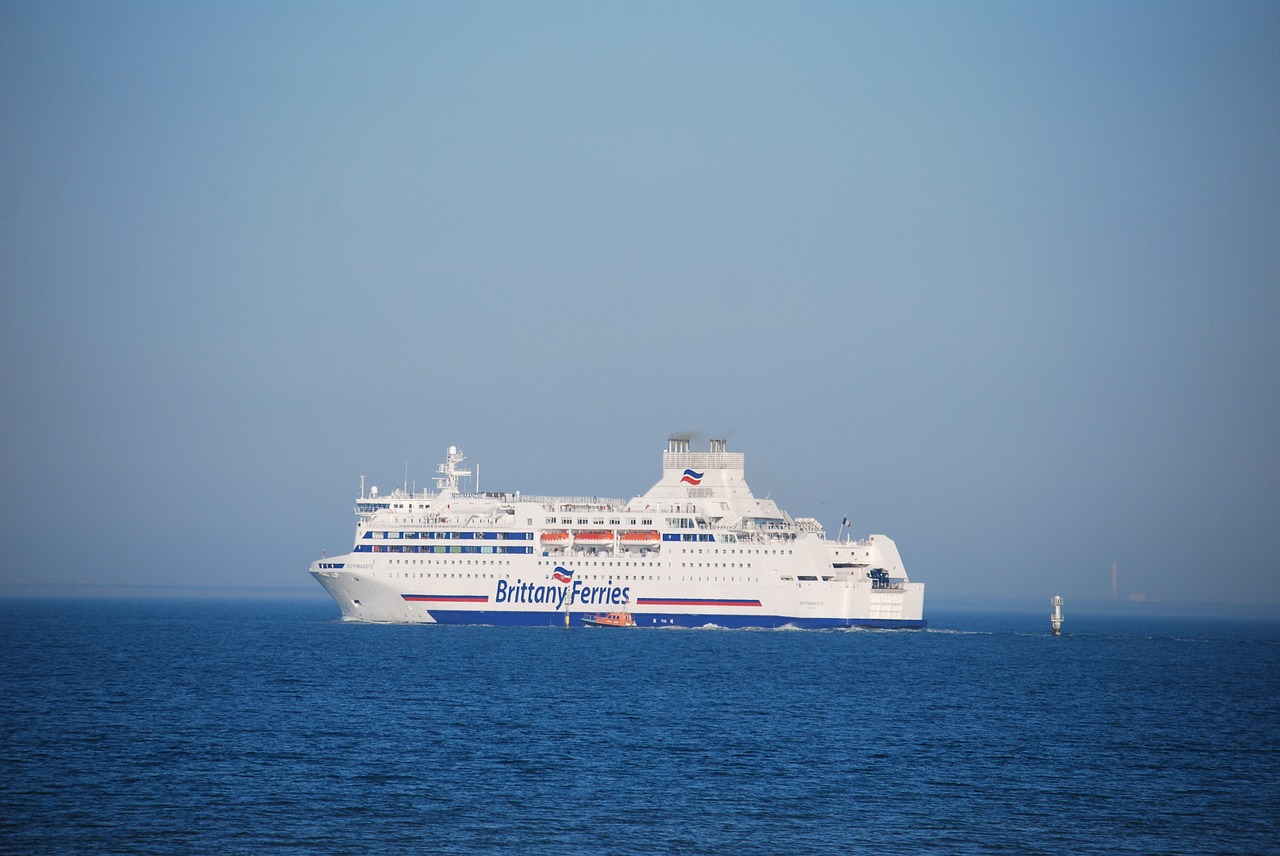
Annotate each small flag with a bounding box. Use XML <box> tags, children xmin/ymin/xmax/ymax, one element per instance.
<box><xmin>553</xmin><ymin>566</ymin><xmax>574</xmax><ymax>584</ymax></box>
<box><xmin>842</xmin><ymin>517</ymin><xmax>850</xmax><ymax>528</ymax></box>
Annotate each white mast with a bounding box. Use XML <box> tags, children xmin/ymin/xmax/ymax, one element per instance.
<box><xmin>434</xmin><ymin>445</ymin><xmax>472</xmax><ymax>495</ymax></box>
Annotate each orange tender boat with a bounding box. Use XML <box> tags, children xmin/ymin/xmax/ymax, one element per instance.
<box><xmin>581</xmin><ymin>611</ymin><xmax>637</xmax><ymax>628</ymax></box>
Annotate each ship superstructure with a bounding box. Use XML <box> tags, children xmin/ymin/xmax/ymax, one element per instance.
<box><xmin>310</xmin><ymin>437</ymin><xmax>926</xmax><ymax>628</ymax></box>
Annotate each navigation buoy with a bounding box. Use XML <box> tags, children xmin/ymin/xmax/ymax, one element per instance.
<box><xmin>1051</xmin><ymin>595</ymin><xmax>1064</xmax><ymax>635</ymax></box>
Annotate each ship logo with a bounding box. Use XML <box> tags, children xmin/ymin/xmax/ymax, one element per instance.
<box><xmin>552</xmin><ymin>566</ymin><xmax>574</xmax><ymax>584</ymax></box>
<box><xmin>680</xmin><ymin>469</ymin><xmax>704</xmax><ymax>485</ymax></box>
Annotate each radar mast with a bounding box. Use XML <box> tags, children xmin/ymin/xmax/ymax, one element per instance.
<box><xmin>434</xmin><ymin>445</ymin><xmax>472</xmax><ymax>494</ymax></box>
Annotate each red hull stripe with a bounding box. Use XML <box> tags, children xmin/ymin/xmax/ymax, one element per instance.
<box><xmin>401</xmin><ymin>594</ymin><xmax>489</xmax><ymax>603</ymax></box>
<box><xmin>635</xmin><ymin>597</ymin><xmax>762</xmax><ymax>608</ymax></box>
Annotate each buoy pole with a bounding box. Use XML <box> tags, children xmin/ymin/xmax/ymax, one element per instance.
<box><xmin>1051</xmin><ymin>595</ymin><xmax>1064</xmax><ymax>636</ymax></box>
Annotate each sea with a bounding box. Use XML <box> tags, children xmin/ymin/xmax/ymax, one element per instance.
<box><xmin>1</xmin><ymin>598</ymin><xmax>1277</xmax><ymax>855</ymax></box>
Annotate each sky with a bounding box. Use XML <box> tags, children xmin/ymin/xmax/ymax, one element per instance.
<box><xmin>2</xmin><ymin>1</ymin><xmax>1277</xmax><ymax>607</ymax></box>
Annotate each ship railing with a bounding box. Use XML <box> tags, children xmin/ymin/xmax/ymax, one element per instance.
<box><xmin>825</xmin><ymin>537</ymin><xmax>874</xmax><ymax>548</ymax></box>
<box><xmin>518</xmin><ymin>495</ymin><xmax>627</xmax><ymax>512</ymax></box>
<box><xmin>727</xmin><ymin>529</ymin><xmax>799</xmax><ymax>544</ymax></box>
<box><xmin>743</xmin><ymin>520</ymin><xmax>797</xmax><ymax>532</ymax></box>
<box><xmin>621</xmin><ymin>502</ymin><xmax>702</xmax><ymax>515</ymax></box>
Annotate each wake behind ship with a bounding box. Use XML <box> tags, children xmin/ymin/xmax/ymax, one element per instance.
<box><xmin>310</xmin><ymin>437</ymin><xmax>925</xmax><ymax>628</ymax></box>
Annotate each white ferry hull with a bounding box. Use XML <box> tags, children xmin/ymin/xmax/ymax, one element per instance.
<box><xmin>311</xmin><ymin>567</ymin><xmax>924</xmax><ymax>628</ymax></box>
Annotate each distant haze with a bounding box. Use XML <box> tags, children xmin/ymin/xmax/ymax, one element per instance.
<box><xmin>2</xmin><ymin>2</ymin><xmax>1277</xmax><ymax>607</ymax></box>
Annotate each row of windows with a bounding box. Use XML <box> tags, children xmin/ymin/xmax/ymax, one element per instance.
<box><xmin>547</xmin><ymin>517</ymin><xmax>656</xmax><ymax>526</ymax></box>
<box><xmin>361</xmin><ymin>544</ymin><xmax>790</xmax><ymax>558</ymax></box>
<box><xmin>532</xmin><ymin>557</ymin><xmax>759</xmax><ymax>571</ymax></box>
<box><xmin>681</xmin><ymin>548</ymin><xmax>791</xmax><ymax>555</ymax></box>
<box><xmin>379</xmin><ymin>556</ymin><xmax>761</xmax><ymax>576</ymax></box>
<box><xmin>537</xmin><ymin>560</ymin><xmax>662</xmax><ymax>567</ymax></box>
<box><xmin>384</xmin><ymin>569</ymin><xmax>762</xmax><ymax>584</ymax></box>
<box><xmin>361</xmin><ymin>529</ymin><xmax>801</xmax><ymax>548</ymax></box>
<box><xmin>388</xmin><ymin>568</ymin><xmax>503</xmax><ymax>576</ymax></box>
<box><xmin>387</xmin><ymin>560</ymin><xmax>508</xmax><ymax>569</ymax></box>
<box><xmin>371</xmin><ymin>554</ymin><xmax>808</xmax><ymax>577</ymax></box>
<box><xmin>355</xmin><ymin>545</ymin><xmax>533</xmax><ymax>554</ymax></box>
<box><xmin>362</xmin><ymin>530</ymin><xmax>532</xmax><ymax>541</ymax></box>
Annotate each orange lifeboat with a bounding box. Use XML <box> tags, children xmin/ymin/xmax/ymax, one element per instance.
<box><xmin>620</xmin><ymin>530</ymin><xmax>661</xmax><ymax>547</ymax></box>
<box><xmin>574</xmin><ymin>530</ymin><xmax>614</xmax><ymax>546</ymax></box>
<box><xmin>540</xmin><ymin>531</ymin><xmax>570</xmax><ymax>547</ymax></box>
<box><xmin>581</xmin><ymin>611</ymin><xmax>636</xmax><ymax>628</ymax></box>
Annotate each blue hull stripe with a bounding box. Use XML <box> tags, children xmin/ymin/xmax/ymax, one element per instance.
<box><xmin>422</xmin><ymin>609</ymin><xmax>925</xmax><ymax>630</ymax></box>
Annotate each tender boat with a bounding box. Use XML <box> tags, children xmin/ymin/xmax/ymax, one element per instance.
<box><xmin>581</xmin><ymin>611</ymin><xmax>637</xmax><ymax>628</ymax></box>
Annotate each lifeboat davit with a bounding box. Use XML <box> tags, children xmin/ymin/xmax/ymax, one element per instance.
<box><xmin>540</xmin><ymin>531</ymin><xmax>570</xmax><ymax>547</ymax></box>
<box><xmin>620</xmin><ymin>530</ymin><xmax>661</xmax><ymax>547</ymax></box>
<box><xmin>574</xmin><ymin>530</ymin><xmax>614</xmax><ymax>545</ymax></box>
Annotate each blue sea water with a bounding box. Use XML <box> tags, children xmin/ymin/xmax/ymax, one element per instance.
<box><xmin>1</xmin><ymin>599</ymin><xmax>1277</xmax><ymax>854</ymax></box>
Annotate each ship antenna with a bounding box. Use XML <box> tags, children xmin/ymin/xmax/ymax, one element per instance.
<box><xmin>434</xmin><ymin>445</ymin><xmax>472</xmax><ymax>494</ymax></box>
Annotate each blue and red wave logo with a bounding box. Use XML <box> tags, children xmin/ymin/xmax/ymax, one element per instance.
<box><xmin>552</xmin><ymin>566</ymin><xmax>574</xmax><ymax>584</ymax></box>
<box><xmin>680</xmin><ymin>469</ymin><xmax>704</xmax><ymax>485</ymax></box>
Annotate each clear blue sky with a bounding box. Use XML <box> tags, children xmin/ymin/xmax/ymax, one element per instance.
<box><xmin>2</xmin><ymin>1</ymin><xmax>1277</xmax><ymax>606</ymax></box>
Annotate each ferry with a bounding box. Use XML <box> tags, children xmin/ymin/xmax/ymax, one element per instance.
<box><xmin>309</xmin><ymin>437</ymin><xmax>926</xmax><ymax>629</ymax></box>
